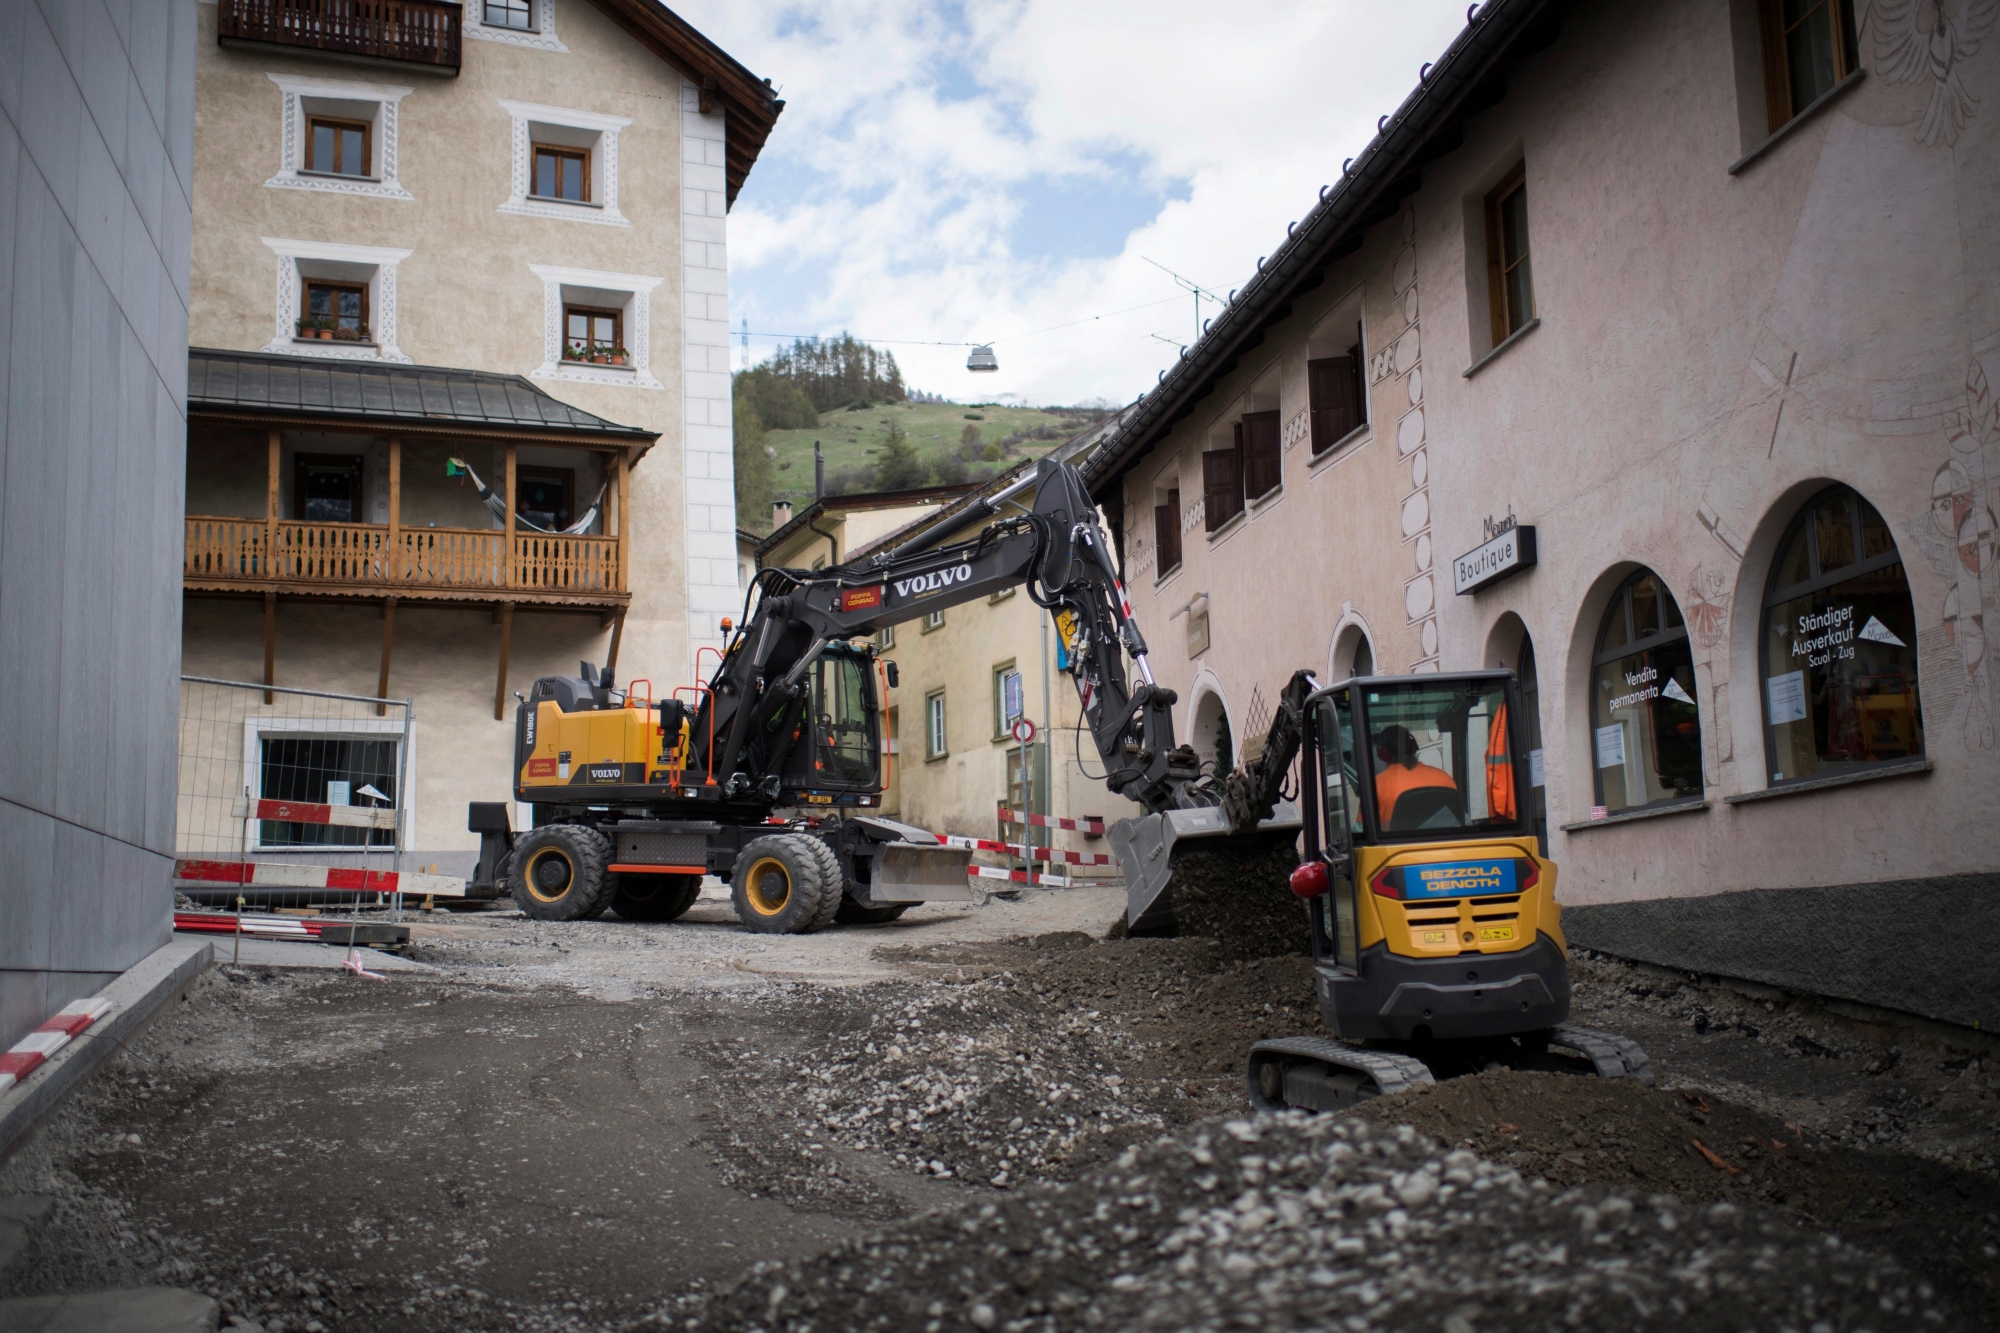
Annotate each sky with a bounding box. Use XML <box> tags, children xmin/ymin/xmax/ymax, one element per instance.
<box><xmin>675</xmin><ymin>0</ymin><xmax>1476</xmax><ymax>407</ymax></box>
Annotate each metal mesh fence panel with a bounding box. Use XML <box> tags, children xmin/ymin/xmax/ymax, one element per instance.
<box><xmin>177</xmin><ymin>676</ymin><xmax>413</xmax><ymax>912</ymax></box>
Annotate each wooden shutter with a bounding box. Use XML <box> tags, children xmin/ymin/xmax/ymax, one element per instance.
<box><xmin>1154</xmin><ymin>486</ymin><xmax>1182</xmax><ymax>573</ymax></box>
<box><xmin>1241</xmin><ymin>410</ymin><xmax>1281</xmax><ymax>500</ymax></box>
<box><xmin>1309</xmin><ymin>356</ymin><xmax>1358</xmax><ymax>454</ymax></box>
<box><xmin>1202</xmin><ymin>446</ymin><xmax>1242</xmax><ymax>533</ymax></box>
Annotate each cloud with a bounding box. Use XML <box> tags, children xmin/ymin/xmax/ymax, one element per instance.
<box><xmin>676</xmin><ymin>1</ymin><xmax>1473</xmax><ymax>404</ymax></box>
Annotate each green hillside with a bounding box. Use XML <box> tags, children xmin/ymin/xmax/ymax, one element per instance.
<box><xmin>760</xmin><ymin>401</ymin><xmax>1107</xmax><ymax>508</ymax></box>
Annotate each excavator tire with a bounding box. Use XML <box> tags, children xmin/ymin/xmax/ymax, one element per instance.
<box><xmin>729</xmin><ymin>835</ymin><xmax>827</xmax><ymax>935</ymax></box>
<box><xmin>510</xmin><ymin>824</ymin><xmax>615</xmax><ymax>922</ymax></box>
<box><xmin>799</xmin><ymin>837</ymin><xmax>846</xmax><ymax>930</ymax></box>
<box><xmin>834</xmin><ymin>898</ymin><xmax>910</xmax><ymax>925</ymax></box>
<box><xmin>608</xmin><ymin>872</ymin><xmax>702</xmax><ymax>922</ymax></box>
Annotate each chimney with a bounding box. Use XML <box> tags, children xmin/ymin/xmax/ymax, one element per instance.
<box><xmin>814</xmin><ymin>441</ymin><xmax>825</xmax><ymax>499</ymax></box>
<box><xmin>772</xmin><ymin>500</ymin><xmax>793</xmax><ymax>528</ymax></box>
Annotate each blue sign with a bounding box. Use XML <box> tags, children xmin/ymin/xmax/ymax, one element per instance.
<box><xmin>1407</xmin><ymin>860</ymin><xmax>1516</xmax><ymax>899</ymax></box>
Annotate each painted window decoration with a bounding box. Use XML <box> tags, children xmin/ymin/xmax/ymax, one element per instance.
<box><xmin>534</xmin><ymin>144</ymin><xmax>589</xmax><ymax>202</ymax></box>
<box><xmin>926</xmin><ymin>690</ymin><xmax>947</xmax><ymax>759</ymax></box>
<box><xmin>1484</xmin><ymin>164</ymin><xmax>1534</xmax><ymax>346</ymax></box>
<box><xmin>484</xmin><ymin>0</ymin><xmax>535</xmax><ymax>30</ymax></box>
<box><xmin>306</xmin><ymin>116</ymin><xmax>369</xmax><ymax>176</ymax></box>
<box><xmin>259</xmin><ymin>736</ymin><xmax>397</xmax><ymax>848</ymax></box>
<box><xmin>1761</xmin><ymin>485</ymin><xmax>1923</xmax><ymax>784</ymax></box>
<box><xmin>1760</xmin><ymin>0</ymin><xmax>1859</xmax><ymax>132</ymax></box>
<box><xmin>1590</xmin><ymin>570</ymin><xmax>1703</xmax><ymax>813</ymax></box>
<box><xmin>996</xmin><ymin>666</ymin><xmax>1024</xmax><ymax>735</ymax></box>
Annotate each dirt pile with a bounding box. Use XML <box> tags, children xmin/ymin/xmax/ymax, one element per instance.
<box><xmin>1112</xmin><ymin>831</ymin><xmax>1309</xmax><ymax>961</ymax></box>
<box><xmin>676</xmin><ymin>1112</ymin><xmax>1938</xmax><ymax>1333</ymax></box>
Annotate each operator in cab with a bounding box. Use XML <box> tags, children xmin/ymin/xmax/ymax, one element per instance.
<box><xmin>1372</xmin><ymin>724</ymin><xmax>1457</xmax><ymax>825</ymax></box>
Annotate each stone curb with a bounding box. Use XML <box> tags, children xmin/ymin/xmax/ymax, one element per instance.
<box><xmin>0</xmin><ymin>939</ymin><xmax>214</xmax><ymax>1164</ymax></box>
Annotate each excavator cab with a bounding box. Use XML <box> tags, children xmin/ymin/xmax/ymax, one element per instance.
<box><xmin>1245</xmin><ymin>671</ymin><xmax>1651</xmax><ymax>1113</ymax></box>
<box><xmin>777</xmin><ymin>642</ymin><xmax>882</xmax><ymax>798</ymax></box>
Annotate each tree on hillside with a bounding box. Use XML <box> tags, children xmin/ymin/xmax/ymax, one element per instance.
<box><xmin>870</xmin><ymin>419</ymin><xmax>928</xmax><ymax>491</ymax></box>
<box><xmin>767</xmin><ymin>334</ymin><xmax>907</xmax><ymax>412</ymax></box>
<box><xmin>733</xmin><ymin>396</ymin><xmax>779</xmax><ymax>532</ymax></box>
<box><xmin>733</xmin><ymin>366</ymin><xmax>819</xmax><ymax>431</ymax></box>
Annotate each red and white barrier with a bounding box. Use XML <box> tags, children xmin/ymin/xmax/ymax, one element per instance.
<box><xmin>236</xmin><ymin>798</ymin><xmax>398</xmax><ymax>830</ymax></box>
<box><xmin>0</xmin><ymin>997</ymin><xmax>114</xmax><ymax>1096</ymax></box>
<box><xmin>969</xmin><ymin>864</ymin><xmax>1098</xmax><ymax>889</ymax></box>
<box><xmin>939</xmin><ymin>835</ymin><xmax>1115</xmax><ymax>865</ymax></box>
<box><xmin>996</xmin><ymin>808</ymin><xmax>1107</xmax><ymax>835</ymax></box>
<box><xmin>174</xmin><ymin>859</ymin><xmax>466</xmax><ymax>898</ymax></box>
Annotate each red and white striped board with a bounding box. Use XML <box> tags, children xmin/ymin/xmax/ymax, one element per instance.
<box><xmin>995</xmin><ymin>808</ymin><xmax>1107</xmax><ymax>836</ymax></box>
<box><xmin>234</xmin><ymin>798</ymin><xmax>398</xmax><ymax>830</ymax></box>
<box><xmin>968</xmin><ymin>864</ymin><xmax>1102</xmax><ymax>889</ymax></box>
<box><xmin>0</xmin><ymin>997</ymin><xmax>114</xmax><ymax>1096</ymax></box>
<box><xmin>938</xmin><ymin>835</ymin><xmax>1115</xmax><ymax>866</ymax></box>
<box><xmin>173</xmin><ymin>859</ymin><xmax>466</xmax><ymax>898</ymax></box>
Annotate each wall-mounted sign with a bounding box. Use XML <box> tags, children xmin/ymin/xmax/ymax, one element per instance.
<box><xmin>1452</xmin><ymin>524</ymin><xmax>1537</xmax><ymax>595</ymax></box>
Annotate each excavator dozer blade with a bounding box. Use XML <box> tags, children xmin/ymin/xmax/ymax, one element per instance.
<box><xmin>1109</xmin><ymin>801</ymin><xmax>1303</xmax><ymax>931</ymax></box>
<box><xmin>869</xmin><ymin>841</ymin><xmax>977</xmax><ymax>902</ymax></box>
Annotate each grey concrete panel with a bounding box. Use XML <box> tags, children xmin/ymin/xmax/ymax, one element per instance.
<box><xmin>103</xmin><ymin>836</ymin><xmax>171</xmax><ymax>968</ymax></box>
<box><xmin>74</xmin><ymin>111</ymin><xmax>124</xmax><ymax>309</ymax></box>
<box><xmin>164</xmin><ymin>0</ymin><xmax>195</xmax><ymax>225</ymax></box>
<box><xmin>120</xmin><ymin>0</ymin><xmax>169</xmax><ymax>160</ymax></box>
<box><xmin>46</xmin><ymin>820</ymin><xmax>108</xmax><ymax>974</ymax></box>
<box><xmin>73</xmin><ymin>0</ymin><xmax>129</xmax><ymax>184</ymax></box>
<box><xmin>16</xmin><ymin>6</ymin><xmax>80</xmax><ymax>225</ymax></box>
<box><xmin>0</xmin><ymin>971</ymin><xmax>48</xmax><ymax>1059</ymax></box>
<box><xmin>55</xmin><ymin>261</ymin><xmax>114</xmax><ymax>832</ymax></box>
<box><xmin>0</xmin><ymin>0</ymin><xmax>23</xmax><ymax>127</ymax></box>
<box><xmin>1561</xmin><ymin>873</ymin><xmax>2000</xmax><ymax>1031</ymax></box>
<box><xmin>0</xmin><ymin>799</ymin><xmax>55</xmax><ymax>971</ymax></box>
<box><xmin>0</xmin><ymin>121</ymin><xmax>16</xmax><ymax>487</ymax></box>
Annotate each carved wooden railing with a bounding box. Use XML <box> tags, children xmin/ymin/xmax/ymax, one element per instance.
<box><xmin>217</xmin><ymin>0</ymin><xmax>462</xmax><ymax>73</ymax></box>
<box><xmin>185</xmin><ymin>518</ymin><xmax>622</xmax><ymax>598</ymax></box>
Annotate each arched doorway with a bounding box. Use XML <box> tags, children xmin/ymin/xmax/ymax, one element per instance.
<box><xmin>1334</xmin><ymin>625</ymin><xmax>1375</xmax><ymax>679</ymax></box>
<box><xmin>1191</xmin><ymin>690</ymin><xmax>1233</xmax><ymax>776</ymax></box>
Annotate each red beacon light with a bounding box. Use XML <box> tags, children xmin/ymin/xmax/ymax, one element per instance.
<box><xmin>1289</xmin><ymin>860</ymin><xmax>1330</xmax><ymax>899</ymax></box>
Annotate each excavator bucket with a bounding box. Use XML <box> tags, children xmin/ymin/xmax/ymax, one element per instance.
<box><xmin>1109</xmin><ymin>801</ymin><xmax>1303</xmax><ymax>931</ymax></box>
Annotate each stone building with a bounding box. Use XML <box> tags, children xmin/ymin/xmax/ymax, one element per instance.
<box><xmin>0</xmin><ymin>0</ymin><xmax>196</xmax><ymax>1046</ymax></box>
<box><xmin>1084</xmin><ymin>0</ymin><xmax>1999</xmax><ymax>1025</ymax></box>
<box><xmin>179</xmin><ymin>0</ymin><xmax>778</xmax><ymax>874</ymax></box>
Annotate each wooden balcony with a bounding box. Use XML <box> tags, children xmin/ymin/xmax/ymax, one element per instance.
<box><xmin>217</xmin><ymin>0</ymin><xmax>462</xmax><ymax>75</ymax></box>
<box><xmin>185</xmin><ymin>518</ymin><xmax>623</xmax><ymax>606</ymax></box>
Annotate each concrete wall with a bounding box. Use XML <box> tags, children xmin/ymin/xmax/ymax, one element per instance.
<box><xmin>0</xmin><ymin>0</ymin><xmax>196</xmax><ymax>1047</ymax></box>
<box><xmin>1111</xmin><ymin>0</ymin><xmax>2000</xmax><ymax>1015</ymax></box>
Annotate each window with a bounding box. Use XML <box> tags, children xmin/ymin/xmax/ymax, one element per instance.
<box><xmin>517</xmin><ymin>467</ymin><xmax>574</xmax><ymax>532</ymax></box>
<box><xmin>1761</xmin><ymin>485</ymin><xmax>1923</xmax><ymax>785</ymax></box>
<box><xmin>876</xmin><ymin>626</ymin><xmax>895</xmax><ymax>650</ymax></box>
<box><xmin>306</xmin><ymin>116</ymin><xmax>370</xmax><ymax>177</ymax></box>
<box><xmin>484</xmin><ymin>0</ymin><xmax>535</xmax><ymax>29</ymax></box>
<box><xmin>1240</xmin><ymin>411</ymin><xmax>1281</xmax><ymax>502</ymax></box>
<box><xmin>1356</xmin><ymin>677</ymin><xmax>1521</xmax><ymax>836</ymax></box>
<box><xmin>1760</xmin><ymin>0</ymin><xmax>1859</xmax><ymax>131</ymax></box>
<box><xmin>809</xmin><ymin>653</ymin><xmax>876</xmax><ymax>785</ymax></box>
<box><xmin>923</xmin><ymin>609</ymin><xmax>946</xmax><ymax>632</ymax></box>
<box><xmin>995</xmin><ymin>664</ymin><xmax>1023</xmax><ymax>737</ymax></box>
<box><xmin>1590</xmin><ymin>570</ymin><xmax>1703</xmax><ymax>813</ymax></box>
<box><xmin>926</xmin><ymin>690</ymin><xmax>947</xmax><ymax>759</ymax></box>
<box><xmin>1153</xmin><ymin>485</ymin><xmax>1183</xmax><ymax>577</ymax></box>
<box><xmin>1202</xmin><ymin>437</ymin><xmax>1244</xmax><ymax>532</ymax></box>
<box><xmin>1484</xmin><ymin>165</ymin><xmax>1534</xmax><ymax>346</ymax></box>
<box><xmin>304</xmin><ymin>280</ymin><xmax>368</xmax><ymax>338</ymax></box>
<box><xmin>533</xmin><ymin>144</ymin><xmax>589</xmax><ymax>202</ymax></box>
<box><xmin>259</xmin><ymin>736</ymin><xmax>397</xmax><ymax>848</ymax></box>
<box><xmin>294</xmin><ymin>454</ymin><xmax>363</xmax><ymax>523</ymax></box>
<box><xmin>1308</xmin><ymin>327</ymin><xmax>1366</xmax><ymax>455</ymax></box>
<box><xmin>564</xmin><ymin>305</ymin><xmax>620</xmax><ymax>357</ymax></box>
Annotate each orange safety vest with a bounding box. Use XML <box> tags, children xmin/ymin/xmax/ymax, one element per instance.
<box><xmin>1486</xmin><ymin>702</ymin><xmax>1516</xmax><ymax>820</ymax></box>
<box><xmin>1375</xmin><ymin>761</ymin><xmax>1457</xmax><ymax>823</ymax></box>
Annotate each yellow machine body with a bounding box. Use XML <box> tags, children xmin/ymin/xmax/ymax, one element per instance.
<box><xmin>515</xmin><ymin>698</ymin><xmax>671</xmax><ymax>795</ymax></box>
<box><xmin>1351</xmin><ymin>838</ymin><xmax>1563</xmax><ymax>960</ymax></box>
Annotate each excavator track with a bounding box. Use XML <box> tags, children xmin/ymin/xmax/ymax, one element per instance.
<box><xmin>1246</xmin><ymin>1036</ymin><xmax>1437</xmax><ymax>1112</ymax></box>
<box><xmin>1545</xmin><ymin>1024</ymin><xmax>1655</xmax><ymax>1085</ymax></box>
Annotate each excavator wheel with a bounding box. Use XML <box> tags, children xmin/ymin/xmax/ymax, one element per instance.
<box><xmin>728</xmin><ymin>835</ymin><xmax>828</xmax><ymax>935</ymax></box>
<box><xmin>834</xmin><ymin>898</ymin><xmax>909</xmax><ymax>925</ymax></box>
<box><xmin>799</xmin><ymin>837</ymin><xmax>846</xmax><ymax>930</ymax></box>
<box><xmin>509</xmin><ymin>824</ymin><xmax>615</xmax><ymax>922</ymax></box>
<box><xmin>608</xmin><ymin>872</ymin><xmax>702</xmax><ymax>923</ymax></box>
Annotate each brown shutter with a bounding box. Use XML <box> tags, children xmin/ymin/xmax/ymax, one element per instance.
<box><xmin>1308</xmin><ymin>357</ymin><xmax>1358</xmax><ymax>454</ymax></box>
<box><xmin>1202</xmin><ymin>447</ymin><xmax>1242</xmax><ymax>533</ymax></box>
<box><xmin>1240</xmin><ymin>410</ymin><xmax>1281</xmax><ymax>499</ymax></box>
<box><xmin>1155</xmin><ymin>487</ymin><xmax>1181</xmax><ymax>571</ymax></box>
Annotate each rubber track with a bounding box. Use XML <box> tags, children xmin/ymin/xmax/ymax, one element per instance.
<box><xmin>1247</xmin><ymin>1035</ymin><xmax>1436</xmax><ymax>1109</ymax></box>
<box><xmin>1547</xmin><ymin>1024</ymin><xmax>1655</xmax><ymax>1085</ymax></box>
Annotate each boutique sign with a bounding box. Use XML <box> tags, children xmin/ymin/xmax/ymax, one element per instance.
<box><xmin>1453</xmin><ymin>521</ymin><xmax>1538</xmax><ymax>595</ymax></box>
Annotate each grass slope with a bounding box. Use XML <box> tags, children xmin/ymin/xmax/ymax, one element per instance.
<box><xmin>762</xmin><ymin>401</ymin><xmax>1097</xmax><ymax>502</ymax></box>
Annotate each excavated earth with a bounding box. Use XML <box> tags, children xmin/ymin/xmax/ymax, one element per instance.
<box><xmin>0</xmin><ymin>877</ymin><xmax>1992</xmax><ymax>1333</ymax></box>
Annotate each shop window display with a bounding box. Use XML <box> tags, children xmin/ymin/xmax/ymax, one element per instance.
<box><xmin>1590</xmin><ymin>571</ymin><xmax>1703</xmax><ymax>812</ymax></box>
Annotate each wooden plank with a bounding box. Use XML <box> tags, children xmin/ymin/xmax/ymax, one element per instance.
<box><xmin>494</xmin><ymin>602</ymin><xmax>514</xmax><ymax>721</ymax></box>
<box><xmin>377</xmin><ymin>597</ymin><xmax>397</xmax><ymax>716</ymax></box>
<box><xmin>503</xmin><ymin>444</ymin><xmax>517</xmax><ymax>589</ymax></box>
<box><xmin>265</xmin><ymin>430</ymin><xmax>281</xmax><ymax>580</ymax></box>
<box><xmin>262</xmin><ymin>591</ymin><xmax>276</xmax><ymax>705</ymax></box>
<box><xmin>615</xmin><ymin>449</ymin><xmax>630</xmax><ymax>593</ymax></box>
<box><xmin>386</xmin><ymin>436</ymin><xmax>401</xmax><ymax>584</ymax></box>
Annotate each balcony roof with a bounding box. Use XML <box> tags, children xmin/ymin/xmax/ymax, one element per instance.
<box><xmin>187</xmin><ymin>349</ymin><xmax>660</xmax><ymax>450</ymax></box>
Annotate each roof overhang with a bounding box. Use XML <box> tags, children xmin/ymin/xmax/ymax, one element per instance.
<box><xmin>1082</xmin><ymin>0</ymin><xmax>1565</xmax><ymax>501</ymax></box>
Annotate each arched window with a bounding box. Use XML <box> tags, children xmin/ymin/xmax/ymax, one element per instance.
<box><xmin>1590</xmin><ymin>571</ymin><xmax>1702</xmax><ymax>812</ymax></box>
<box><xmin>1761</xmin><ymin>486</ymin><xmax>1923</xmax><ymax>784</ymax></box>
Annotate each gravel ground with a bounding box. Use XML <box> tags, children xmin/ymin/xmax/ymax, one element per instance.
<box><xmin>0</xmin><ymin>877</ymin><xmax>1991</xmax><ymax>1332</ymax></box>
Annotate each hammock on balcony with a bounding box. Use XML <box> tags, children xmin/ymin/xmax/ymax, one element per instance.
<box><xmin>446</xmin><ymin>458</ymin><xmax>608</xmax><ymax>535</ymax></box>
